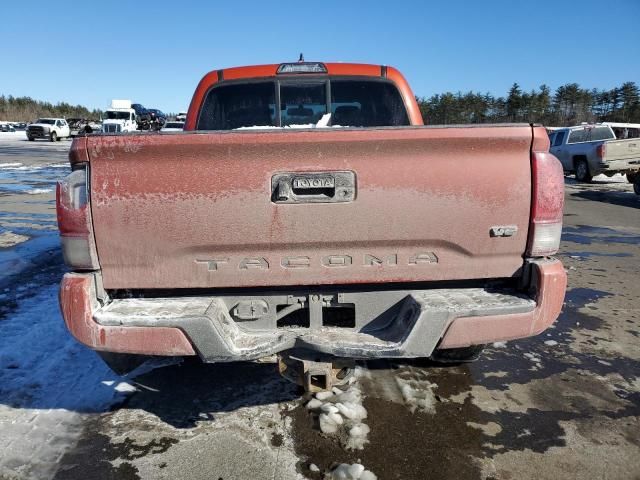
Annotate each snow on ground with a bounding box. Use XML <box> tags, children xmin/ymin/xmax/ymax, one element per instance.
<box><xmin>0</xmin><ymin>131</ymin><xmax>27</xmax><ymax>141</ymax></box>
<box><xmin>0</xmin><ymin>283</ymin><xmax>135</xmax><ymax>479</ymax></box>
<box><xmin>324</xmin><ymin>463</ymin><xmax>377</xmax><ymax>480</ymax></box>
<box><xmin>0</xmin><ymin>231</ymin><xmax>29</xmax><ymax>248</ymax></box>
<box><xmin>305</xmin><ymin>373</ymin><xmax>370</xmax><ymax>450</ymax></box>
<box><xmin>24</xmin><ymin>188</ymin><xmax>53</xmax><ymax>195</ymax></box>
<box><xmin>591</xmin><ymin>173</ymin><xmax>627</xmax><ymax>183</ymax></box>
<box><xmin>395</xmin><ymin>375</ymin><xmax>438</xmax><ymax>414</ymax></box>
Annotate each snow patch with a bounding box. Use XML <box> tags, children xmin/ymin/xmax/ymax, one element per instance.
<box><xmin>524</xmin><ymin>352</ymin><xmax>542</xmax><ymax>364</ymax></box>
<box><xmin>305</xmin><ymin>376</ymin><xmax>370</xmax><ymax>450</ymax></box>
<box><xmin>0</xmin><ymin>284</ymin><xmax>145</xmax><ymax>479</ymax></box>
<box><xmin>25</xmin><ymin>188</ymin><xmax>53</xmax><ymax>195</ymax></box>
<box><xmin>395</xmin><ymin>375</ymin><xmax>437</xmax><ymax>414</ymax></box>
<box><xmin>0</xmin><ymin>231</ymin><xmax>29</xmax><ymax>248</ymax></box>
<box><xmin>492</xmin><ymin>341</ymin><xmax>507</xmax><ymax>348</ymax></box>
<box><xmin>324</xmin><ymin>463</ymin><xmax>377</xmax><ymax>480</ymax></box>
<box><xmin>544</xmin><ymin>340</ymin><xmax>558</xmax><ymax>346</ymax></box>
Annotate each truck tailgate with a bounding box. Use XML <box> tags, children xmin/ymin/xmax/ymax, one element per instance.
<box><xmin>85</xmin><ymin>125</ymin><xmax>535</xmax><ymax>289</ymax></box>
<box><xmin>604</xmin><ymin>138</ymin><xmax>640</xmax><ymax>162</ymax></box>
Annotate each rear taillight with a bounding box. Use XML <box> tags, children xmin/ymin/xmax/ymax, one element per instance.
<box><xmin>596</xmin><ymin>144</ymin><xmax>606</xmax><ymax>158</ymax></box>
<box><xmin>527</xmin><ymin>151</ymin><xmax>564</xmax><ymax>257</ymax></box>
<box><xmin>56</xmin><ymin>165</ymin><xmax>99</xmax><ymax>269</ymax></box>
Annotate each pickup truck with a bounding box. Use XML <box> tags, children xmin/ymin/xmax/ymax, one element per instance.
<box><xmin>26</xmin><ymin>118</ymin><xmax>70</xmax><ymax>142</ymax></box>
<box><xmin>548</xmin><ymin>124</ymin><xmax>640</xmax><ymax>182</ymax></box>
<box><xmin>57</xmin><ymin>62</ymin><xmax>567</xmax><ymax>387</ymax></box>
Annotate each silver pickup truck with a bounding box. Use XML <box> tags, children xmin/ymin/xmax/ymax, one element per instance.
<box><xmin>548</xmin><ymin>124</ymin><xmax>640</xmax><ymax>182</ymax></box>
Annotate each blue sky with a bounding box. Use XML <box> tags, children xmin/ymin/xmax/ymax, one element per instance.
<box><xmin>1</xmin><ymin>0</ymin><xmax>638</xmax><ymax>113</ymax></box>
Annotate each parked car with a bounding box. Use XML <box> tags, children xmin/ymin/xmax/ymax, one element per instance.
<box><xmin>161</xmin><ymin>121</ymin><xmax>185</xmax><ymax>132</ymax></box>
<box><xmin>176</xmin><ymin>111</ymin><xmax>187</xmax><ymax>122</ymax></box>
<box><xmin>26</xmin><ymin>118</ymin><xmax>70</xmax><ymax>141</ymax></box>
<box><xmin>146</xmin><ymin>108</ymin><xmax>167</xmax><ymax>130</ymax></box>
<box><xmin>549</xmin><ymin>124</ymin><xmax>640</xmax><ymax>182</ymax></box>
<box><xmin>57</xmin><ymin>61</ymin><xmax>566</xmax><ymax>389</ymax></box>
<box><xmin>131</xmin><ymin>103</ymin><xmax>151</xmax><ymax>130</ymax></box>
<box><xmin>0</xmin><ymin>123</ymin><xmax>16</xmax><ymax>132</ymax></box>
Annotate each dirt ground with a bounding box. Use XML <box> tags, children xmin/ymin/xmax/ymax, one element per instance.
<box><xmin>0</xmin><ymin>132</ymin><xmax>638</xmax><ymax>480</ymax></box>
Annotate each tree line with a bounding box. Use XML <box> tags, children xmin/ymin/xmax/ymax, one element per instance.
<box><xmin>0</xmin><ymin>95</ymin><xmax>102</xmax><ymax>122</ymax></box>
<box><xmin>416</xmin><ymin>81</ymin><xmax>640</xmax><ymax>126</ymax></box>
<box><xmin>2</xmin><ymin>81</ymin><xmax>639</xmax><ymax>126</ymax></box>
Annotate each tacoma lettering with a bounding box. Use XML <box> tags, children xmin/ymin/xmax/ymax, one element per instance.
<box><xmin>196</xmin><ymin>253</ymin><xmax>437</xmax><ymax>271</ymax></box>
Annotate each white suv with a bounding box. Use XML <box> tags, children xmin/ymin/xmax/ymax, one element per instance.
<box><xmin>26</xmin><ymin>118</ymin><xmax>71</xmax><ymax>142</ymax></box>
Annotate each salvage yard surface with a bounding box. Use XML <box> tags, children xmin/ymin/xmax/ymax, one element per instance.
<box><xmin>0</xmin><ymin>132</ymin><xmax>638</xmax><ymax>480</ymax></box>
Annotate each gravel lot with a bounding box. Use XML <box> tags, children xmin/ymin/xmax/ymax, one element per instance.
<box><xmin>0</xmin><ymin>131</ymin><xmax>638</xmax><ymax>480</ymax></box>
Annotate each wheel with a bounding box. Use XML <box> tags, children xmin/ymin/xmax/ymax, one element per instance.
<box><xmin>627</xmin><ymin>172</ymin><xmax>638</xmax><ymax>184</ymax></box>
<box><xmin>27</xmin><ymin>136</ymin><xmax>34</xmax><ymax>141</ymax></box>
<box><xmin>430</xmin><ymin>345</ymin><xmax>485</xmax><ymax>364</ymax></box>
<box><xmin>574</xmin><ymin>159</ymin><xmax>592</xmax><ymax>182</ymax></box>
<box><xmin>50</xmin><ymin>131</ymin><xmax>57</xmax><ymax>142</ymax></box>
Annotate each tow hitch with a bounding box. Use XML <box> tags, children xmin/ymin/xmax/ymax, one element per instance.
<box><xmin>277</xmin><ymin>352</ymin><xmax>355</xmax><ymax>392</ymax></box>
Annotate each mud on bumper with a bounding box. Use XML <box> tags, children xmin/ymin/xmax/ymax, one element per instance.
<box><xmin>59</xmin><ymin>259</ymin><xmax>566</xmax><ymax>361</ymax></box>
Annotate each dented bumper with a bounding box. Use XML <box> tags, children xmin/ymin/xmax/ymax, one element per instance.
<box><xmin>59</xmin><ymin>259</ymin><xmax>566</xmax><ymax>360</ymax></box>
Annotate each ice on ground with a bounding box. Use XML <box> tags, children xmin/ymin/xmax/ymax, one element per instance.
<box><xmin>25</xmin><ymin>188</ymin><xmax>53</xmax><ymax>195</ymax></box>
<box><xmin>305</xmin><ymin>375</ymin><xmax>370</xmax><ymax>450</ymax></box>
<box><xmin>544</xmin><ymin>340</ymin><xmax>559</xmax><ymax>346</ymax></box>
<box><xmin>395</xmin><ymin>375</ymin><xmax>437</xmax><ymax>414</ymax></box>
<box><xmin>310</xmin><ymin>463</ymin><xmax>320</xmax><ymax>473</ymax></box>
<box><xmin>0</xmin><ymin>284</ymin><xmax>139</xmax><ymax>479</ymax></box>
<box><xmin>492</xmin><ymin>341</ymin><xmax>507</xmax><ymax>348</ymax></box>
<box><xmin>0</xmin><ymin>231</ymin><xmax>30</xmax><ymax>248</ymax></box>
<box><xmin>0</xmin><ymin>162</ymin><xmax>23</xmax><ymax>168</ymax></box>
<box><xmin>324</xmin><ymin>463</ymin><xmax>377</xmax><ymax>480</ymax></box>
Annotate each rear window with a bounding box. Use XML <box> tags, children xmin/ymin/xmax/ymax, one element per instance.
<box><xmin>331</xmin><ymin>80</ymin><xmax>409</xmax><ymax>127</ymax></box>
<box><xmin>198</xmin><ymin>82</ymin><xmax>277</xmax><ymax>130</ymax></box>
<box><xmin>567</xmin><ymin>126</ymin><xmax>615</xmax><ymax>144</ymax></box>
<box><xmin>197</xmin><ymin>79</ymin><xmax>409</xmax><ymax>130</ymax></box>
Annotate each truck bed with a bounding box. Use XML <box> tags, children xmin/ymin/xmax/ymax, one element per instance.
<box><xmin>78</xmin><ymin>124</ymin><xmax>538</xmax><ymax>290</ymax></box>
<box><xmin>603</xmin><ymin>137</ymin><xmax>640</xmax><ymax>163</ymax></box>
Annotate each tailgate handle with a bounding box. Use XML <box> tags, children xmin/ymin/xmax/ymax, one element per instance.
<box><xmin>272</xmin><ymin>171</ymin><xmax>356</xmax><ymax>204</ymax></box>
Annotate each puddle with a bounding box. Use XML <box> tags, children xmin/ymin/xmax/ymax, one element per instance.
<box><xmin>562</xmin><ymin>225</ymin><xmax>640</xmax><ymax>246</ymax></box>
<box><xmin>0</xmin><ymin>163</ymin><xmax>70</xmax><ymax>195</ymax></box>
<box><xmin>562</xmin><ymin>251</ymin><xmax>633</xmax><ymax>259</ymax></box>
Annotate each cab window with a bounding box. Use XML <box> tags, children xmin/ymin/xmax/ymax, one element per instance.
<box><xmin>553</xmin><ymin>131</ymin><xmax>565</xmax><ymax>147</ymax></box>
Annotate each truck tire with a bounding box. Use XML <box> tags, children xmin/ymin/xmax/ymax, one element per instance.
<box><xmin>50</xmin><ymin>131</ymin><xmax>57</xmax><ymax>142</ymax></box>
<box><xmin>627</xmin><ymin>172</ymin><xmax>638</xmax><ymax>184</ymax></box>
<box><xmin>574</xmin><ymin>159</ymin><xmax>592</xmax><ymax>183</ymax></box>
<box><xmin>430</xmin><ymin>344</ymin><xmax>485</xmax><ymax>364</ymax></box>
<box><xmin>27</xmin><ymin>136</ymin><xmax>34</xmax><ymax>141</ymax></box>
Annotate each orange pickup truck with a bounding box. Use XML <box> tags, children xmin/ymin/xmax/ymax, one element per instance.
<box><xmin>57</xmin><ymin>61</ymin><xmax>566</xmax><ymax>386</ymax></box>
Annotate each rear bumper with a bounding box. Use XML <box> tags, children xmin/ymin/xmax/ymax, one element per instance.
<box><xmin>59</xmin><ymin>258</ymin><xmax>566</xmax><ymax>360</ymax></box>
<box><xmin>597</xmin><ymin>158</ymin><xmax>640</xmax><ymax>174</ymax></box>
